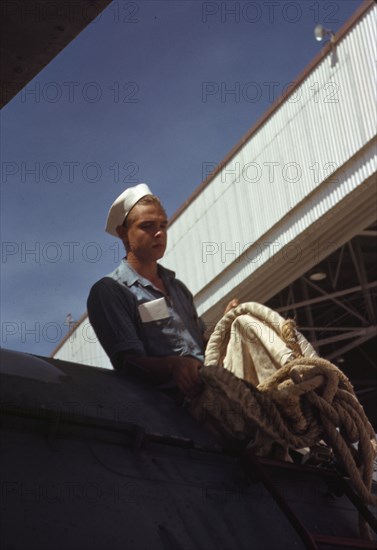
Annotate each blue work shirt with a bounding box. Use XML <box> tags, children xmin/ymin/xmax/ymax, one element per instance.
<box><xmin>87</xmin><ymin>259</ymin><xmax>205</xmax><ymax>370</ymax></box>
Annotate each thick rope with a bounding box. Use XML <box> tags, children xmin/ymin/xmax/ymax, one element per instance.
<box><xmin>281</xmin><ymin>318</ymin><xmax>303</xmax><ymax>359</ymax></box>
<box><xmin>265</xmin><ymin>357</ymin><xmax>376</xmax><ymax>506</ymax></box>
<box><xmin>189</xmin><ymin>303</ymin><xmax>377</xmax><ymax>536</ymax></box>
<box><xmin>278</xmin><ymin>321</ymin><xmax>376</xmax><ymax>508</ymax></box>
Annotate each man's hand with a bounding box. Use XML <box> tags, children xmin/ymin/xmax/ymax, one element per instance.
<box><xmin>170</xmin><ymin>356</ymin><xmax>203</xmax><ymax>397</ymax></box>
<box><xmin>224</xmin><ymin>298</ymin><xmax>239</xmax><ymax>315</ymax></box>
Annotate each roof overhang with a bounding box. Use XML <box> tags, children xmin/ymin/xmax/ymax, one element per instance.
<box><xmin>1</xmin><ymin>0</ymin><xmax>113</xmax><ymax>108</ymax></box>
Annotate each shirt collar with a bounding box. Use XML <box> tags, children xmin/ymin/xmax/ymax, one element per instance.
<box><xmin>108</xmin><ymin>259</ymin><xmax>175</xmax><ymax>288</ymax></box>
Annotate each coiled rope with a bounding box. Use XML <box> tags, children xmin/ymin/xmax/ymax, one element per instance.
<box><xmin>188</xmin><ymin>303</ymin><xmax>376</xmax><ymax>537</ymax></box>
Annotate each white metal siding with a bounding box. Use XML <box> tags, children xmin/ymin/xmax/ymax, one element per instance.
<box><xmin>54</xmin><ymin>318</ymin><xmax>113</xmax><ymax>369</ymax></box>
<box><xmin>162</xmin><ymin>5</ymin><xmax>377</xmax><ymax>320</ymax></box>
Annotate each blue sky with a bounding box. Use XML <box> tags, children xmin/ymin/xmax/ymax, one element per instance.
<box><xmin>1</xmin><ymin>0</ymin><xmax>363</xmax><ymax>356</ymax></box>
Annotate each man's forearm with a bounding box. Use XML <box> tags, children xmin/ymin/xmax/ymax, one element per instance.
<box><xmin>120</xmin><ymin>353</ymin><xmax>203</xmax><ymax>396</ymax></box>
<box><xmin>121</xmin><ymin>353</ymin><xmax>175</xmax><ymax>381</ymax></box>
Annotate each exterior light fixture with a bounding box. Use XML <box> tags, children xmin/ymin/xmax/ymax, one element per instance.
<box><xmin>309</xmin><ymin>271</ymin><xmax>327</xmax><ymax>281</ymax></box>
<box><xmin>314</xmin><ymin>25</ymin><xmax>335</xmax><ymax>43</ymax></box>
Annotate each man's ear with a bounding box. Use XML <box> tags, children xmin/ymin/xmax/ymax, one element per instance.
<box><xmin>116</xmin><ymin>225</ymin><xmax>129</xmax><ymax>252</ymax></box>
<box><xmin>116</xmin><ymin>225</ymin><xmax>127</xmax><ymax>239</ymax></box>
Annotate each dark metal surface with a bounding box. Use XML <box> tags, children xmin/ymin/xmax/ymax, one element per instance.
<box><xmin>1</xmin><ymin>350</ymin><xmax>375</xmax><ymax>550</ymax></box>
<box><xmin>1</xmin><ymin>428</ymin><xmax>305</xmax><ymax>550</ymax></box>
<box><xmin>0</xmin><ymin>349</ymin><xmax>220</xmax><ymax>448</ymax></box>
<box><xmin>243</xmin><ymin>453</ymin><xmax>377</xmax><ymax>550</ymax></box>
<box><xmin>242</xmin><ymin>451</ymin><xmax>318</xmax><ymax>550</ymax></box>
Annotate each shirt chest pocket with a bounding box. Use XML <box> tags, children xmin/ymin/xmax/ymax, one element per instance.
<box><xmin>137</xmin><ymin>297</ymin><xmax>170</xmax><ymax>323</ymax></box>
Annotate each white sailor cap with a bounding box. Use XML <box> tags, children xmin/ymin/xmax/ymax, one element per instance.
<box><xmin>105</xmin><ymin>183</ymin><xmax>152</xmax><ymax>236</ymax></box>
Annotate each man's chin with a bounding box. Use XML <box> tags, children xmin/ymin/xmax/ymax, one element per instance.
<box><xmin>151</xmin><ymin>245</ymin><xmax>166</xmax><ymax>259</ymax></box>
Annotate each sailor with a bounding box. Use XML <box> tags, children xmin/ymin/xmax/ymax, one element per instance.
<box><xmin>87</xmin><ymin>184</ymin><xmax>238</xmax><ymax>397</ymax></box>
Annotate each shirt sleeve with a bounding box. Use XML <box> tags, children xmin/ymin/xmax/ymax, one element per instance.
<box><xmin>87</xmin><ymin>277</ymin><xmax>146</xmax><ymax>369</ymax></box>
<box><xmin>172</xmin><ymin>279</ymin><xmax>206</xmax><ymax>343</ymax></box>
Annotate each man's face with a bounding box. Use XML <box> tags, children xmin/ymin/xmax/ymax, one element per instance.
<box><xmin>124</xmin><ymin>203</ymin><xmax>168</xmax><ymax>262</ymax></box>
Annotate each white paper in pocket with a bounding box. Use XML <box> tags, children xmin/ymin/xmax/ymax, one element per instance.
<box><xmin>138</xmin><ymin>298</ymin><xmax>170</xmax><ymax>323</ymax></box>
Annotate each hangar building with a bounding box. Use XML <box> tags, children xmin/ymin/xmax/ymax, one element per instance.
<box><xmin>52</xmin><ymin>2</ymin><xmax>377</xmax><ymax>425</ymax></box>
